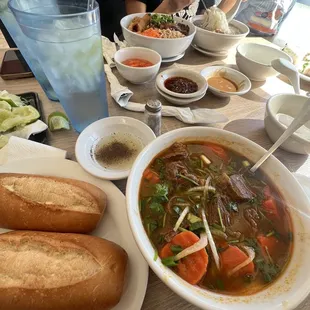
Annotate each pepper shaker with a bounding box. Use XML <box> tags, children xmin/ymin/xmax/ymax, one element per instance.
<box><xmin>144</xmin><ymin>99</ymin><xmax>162</xmax><ymax>137</ymax></box>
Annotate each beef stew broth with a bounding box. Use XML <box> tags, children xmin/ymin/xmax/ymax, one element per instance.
<box><xmin>139</xmin><ymin>142</ymin><xmax>293</xmax><ymax>295</ymax></box>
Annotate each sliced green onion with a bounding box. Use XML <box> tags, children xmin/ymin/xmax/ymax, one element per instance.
<box><xmin>217</xmin><ymin>207</ymin><xmax>226</xmax><ymax>232</ymax></box>
<box><xmin>227</xmin><ymin>240</ymin><xmax>240</xmax><ymax>244</ymax></box>
<box><xmin>179</xmin><ymin>227</ymin><xmax>190</xmax><ymax>232</ymax></box>
<box><xmin>162</xmin><ymin>213</ymin><xmax>167</xmax><ymax>228</ymax></box>
<box><xmin>153</xmin><ymin>249</ymin><xmax>158</xmax><ymax>261</ymax></box>
<box><xmin>161</xmin><ymin>256</ymin><xmax>178</xmax><ymax>267</ymax></box>
<box><xmin>242</xmin><ymin>160</ymin><xmax>251</xmax><ymax>168</ymax></box>
<box><xmin>266</xmin><ymin>231</ymin><xmax>275</xmax><ymax>238</ymax></box>
<box><xmin>171</xmin><ymin>245</ymin><xmax>183</xmax><ymax>255</ymax></box>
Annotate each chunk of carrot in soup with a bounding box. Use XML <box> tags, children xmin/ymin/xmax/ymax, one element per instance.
<box><xmin>262</xmin><ymin>199</ymin><xmax>279</xmax><ymax>218</ymax></box>
<box><xmin>160</xmin><ymin>232</ymin><xmax>209</xmax><ymax>285</ymax></box>
<box><xmin>220</xmin><ymin>246</ymin><xmax>255</xmax><ymax>277</ymax></box>
<box><xmin>257</xmin><ymin>235</ymin><xmax>280</xmax><ymax>258</ymax></box>
<box><xmin>143</xmin><ymin>168</ymin><xmax>160</xmax><ymax>184</ymax></box>
<box><xmin>203</xmin><ymin>143</ymin><xmax>229</xmax><ymax>162</ymax></box>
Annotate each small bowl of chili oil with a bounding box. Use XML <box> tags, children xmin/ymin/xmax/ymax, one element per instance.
<box><xmin>156</xmin><ymin>68</ymin><xmax>208</xmax><ymax>99</ymax></box>
<box><xmin>114</xmin><ymin>47</ymin><xmax>162</xmax><ymax>84</ymax></box>
<box><xmin>75</xmin><ymin>116</ymin><xmax>156</xmax><ymax>180</ymax></box>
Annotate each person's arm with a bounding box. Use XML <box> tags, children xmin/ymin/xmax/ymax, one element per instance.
<box><xmin>217</xmin><ymin>0</ymin><xmax>237</xmax><ymax>13</ymax></box>
<box><xmin>125</xmin><ymin>0</ymin><xmax>147</xmax><ymax>14</ymax></box>
<box><xmin>154</xmin><ymin>0</ymin><xmax>195</xmax><ymax>13</ymax></box>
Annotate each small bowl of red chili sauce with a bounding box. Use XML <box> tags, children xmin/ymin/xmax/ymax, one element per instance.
<box><xmin>114</xmin><ymin>47</ymin><xmax>162</xmax><ymax>84</ymax></box>
<box><xmin>156</xmin><ymin>68</ymin><xmax>208</xmax><ymax>99</ymax></box>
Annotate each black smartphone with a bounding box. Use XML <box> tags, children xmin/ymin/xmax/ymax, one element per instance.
<box><xmin>0</xmin><ymin>49</ymin><xmax>34</xmax><ymax>80</ymax></box>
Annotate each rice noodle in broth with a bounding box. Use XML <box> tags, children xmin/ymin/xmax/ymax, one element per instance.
<box><xmin>196</xmin><ymin>6</ymin><xmax>240</xmax><ymax>35</ymax></box>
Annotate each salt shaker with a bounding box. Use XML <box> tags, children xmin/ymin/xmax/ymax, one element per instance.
<box><xmin>144</xmin><ymin>99</ymin><xmax>162</xmax><ymax>137</ymax></box>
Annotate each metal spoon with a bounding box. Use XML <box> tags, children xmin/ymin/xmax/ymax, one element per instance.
<box><xmin>226</xmin><ymin>0</ymin><xmax>243</xmax><ymax>22</ymax></box>
<box><xmin>271</xmin><ymin>58</ymin><xmax>301</xmax><ymax>95</ymax></box>
<box><xmin>250</xmin><ymin>97</ymin><xmax>310</xmax><ymax>173</ymax></box>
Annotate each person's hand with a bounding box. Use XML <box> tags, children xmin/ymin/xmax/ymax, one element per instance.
<box><xmin>165</xmin><ymin>0</ymin><xmax>195</xmax><ymax>13</ymax></box>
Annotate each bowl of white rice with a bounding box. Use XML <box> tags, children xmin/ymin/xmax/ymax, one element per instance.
<box><xmin>192</xmin><ymin>7</ymin><xmax>249</xmax><ymax>53</ymax></box>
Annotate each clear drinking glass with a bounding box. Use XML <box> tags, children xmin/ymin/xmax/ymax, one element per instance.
<box><xmin>9</xmin><ymin>0</ymin><xmax>109</xmax><ymax>132</ymax></box>
<box><xmin>0</xmin><ymin>1</ymin><xmax>58</xmax><ymax>101</ymax></box>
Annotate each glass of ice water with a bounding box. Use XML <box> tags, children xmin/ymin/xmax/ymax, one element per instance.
<box><xmin>0</xmin><ymin>1</ymin><xmax>58</xmax><ymax>101</ymax></box>
<box><xmin>9</xmin><ymin>0</ymin><xmax>109</xmax><ymax>132</ymax></box>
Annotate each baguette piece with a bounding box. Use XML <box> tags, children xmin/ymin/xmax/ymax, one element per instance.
<box><xmin>0</xmin><ymin>173</ymin><xmax>107</xmax><ymax>233</ymax></box>
<box><xmin>0</xmin><ymin>231</ymin><xmax>128</xmax><ymax>310</ymax></box>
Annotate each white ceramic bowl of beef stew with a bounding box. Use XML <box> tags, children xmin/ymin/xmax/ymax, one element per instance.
<box><xmin>126</xmin><ymin>127</ymin><xmax>310</xmax><ymax>310</ymax></box>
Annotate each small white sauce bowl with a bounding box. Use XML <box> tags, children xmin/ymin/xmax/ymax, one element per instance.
<box><xmin>75</xmin><ymin>116</ymin><xmax>156</xmax><ymax>180</ymax></box>
<box><xmin>236</xmin><ymin>43</ymin><xmax>292</xmax><ymax>81</ymax></box>
<box><xmin>265</xmin><ymin>93</ymin><xmax>310</xmax><ymax>154</ymax></box>
<box><xmin>114</xmin><ymin>47</ymin><xmax>161</xmax><ymax>84</ymax></box>
<box><xmin>200</xmin><ymin>66</ymin><xmax>251</xmax><ymax>98</ymax></box>
<box><xmin>156</xmin><ymin>68</ymin><xmax>208</xmax><ymax>99</ymax></box>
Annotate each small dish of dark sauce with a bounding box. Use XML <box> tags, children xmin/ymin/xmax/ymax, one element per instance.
<box><xmin>164</xmin><ymin>76</ymin><xmax>198</xmax><ymax>94</ymax></box>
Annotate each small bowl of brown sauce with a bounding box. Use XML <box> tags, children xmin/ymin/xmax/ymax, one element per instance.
<box><xmin>75</xmin><ymin>116</ymin><xmax>156</xmax><ymax>180</ymax></box>
<box><xmin>156</xmin><ymin>68</ymin><xmax>208</xmax><ymax>99</ymax></box>
<box><xmin>200</xmin><ymin>66</ymin><xmax>251</xmax><ymax>98</ymax></box>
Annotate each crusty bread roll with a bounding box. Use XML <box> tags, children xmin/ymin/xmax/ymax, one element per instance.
<box><xmin>0</xmin><ymin>231</ymin><xmax>128</xmax><ymax>310</ymax></box>
<box><xmin>0</xmin><ymin>173</ymin><xmax>107</xmax><ymax>233</ymax></box>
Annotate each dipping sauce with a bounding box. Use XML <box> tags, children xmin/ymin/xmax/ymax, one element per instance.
<box><xmin>93</xmin><ymin>132</ymin><xmax>144</xmax><ymax>170</ymax></box>
<box><xmin>208</xmin><ymin>76</ymin><xmax>238</xmax><ymax>92</ymax></box>
<box><xmin>122</xmin><ymin>58</ymin><xmax>154</xmax><ymax>67</ymax></box>
<box><xmin>164</xmin><ymin>76</ymin><xmax>198</xmax><ymax>94</ymax></box>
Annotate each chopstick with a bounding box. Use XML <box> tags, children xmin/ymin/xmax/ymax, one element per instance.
<box><xmin>201</xmin><ymin>0</ymin><xmax>208</xmax><ymax>10</ymax></box>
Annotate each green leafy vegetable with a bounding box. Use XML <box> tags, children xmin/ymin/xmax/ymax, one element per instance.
<box><xmin>189</xmin><ymin>221</ymin><xmax>205</xmax><ymax>232</ymax></box>
<box><xmin>161</xmin><ymin>256</ymin><xmax>178</xmax><ymax>267</ymax></box>
<box><xmin>149</xmin><ymin>202</ymin><xmax>165</xmax><ymax>214</ymax></box>
<box><xmin>170</xmin><ymin>245</ymin><xmax>183</xmax><ymax>255</ymax></box>
<box><xmin>187</xmin><ymin>213</ymin><xmax>202</xmax><ymax>224</ymax></box>
<box><xmin>256</xmin><ymin>260</ymin><xmax>279</xmax><ymax>283</ymax></box>
<box><xmin>153</xmin><ymin>158</ymin><xmax>166</xmax><ymax>179</ymax></box>
<box><xmin>146</xmin><ymin>219</ymin><xmax>158</xmax><ymax>236</ymax></box>
<box><xmin>150</xmin><ymin>14</ymin><xmax>174</xmax><ymax>27</ymax></box>
<box><xmin>209</xmin><ymin>164</ymin><xmax>219</xmax><ymax>172</ymax></box>
<box><xmin>154</xmin><ymin>183</ymin><xmax>169</xmax><ymax>201</ymax></box>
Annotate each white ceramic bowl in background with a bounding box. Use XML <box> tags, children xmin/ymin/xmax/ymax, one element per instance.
<box><xmin>114</xmin><ymin>47</ymin><xmax>161</xmax><ymax>84</ymax></box>
<box><xmin>200</xmin><ymin>66</ymin><xmax>251</xmax><ymax>97</ymax></box>
<box><xmin>191</xmin><ymin>16</ymin><xmax>249</xmax><ymax>53</ymax></box>
<box><xmin>265</xmin><ymin>93</ymin><xmax>310</xmax><ymax>154</ymax></box>
<box><xmin>120</xmin><ymin>13</ymin><xmax>196</xmax><ymax>59</ymax></box>
<box><xmin>236</xmin><ymin>43</ymin><xmax>292</xmax><ymax>81</ymax></box>
<box><xmin>126</xmin><ymin>126</ymin><xmax>310</xmax><ymax>310</ymax></box>
<box><xmin>75</xmin><ymin>116</ymin><xmax>156</xmax><ymax>180</ymax></box>
<box><xmin>156</xmin><ymin>68</ymin><xmax>208</xmax><ymax>99</ymax></box>
<box><xmin>155</xmin><ymin>84</ymin><xmax>206</xmax><ymax>105</ymax></box>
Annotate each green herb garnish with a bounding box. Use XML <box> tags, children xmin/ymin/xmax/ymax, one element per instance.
<box><xmin>149</xmin><ymin>202</ymin><xmax>165</xmax><ymax>214</ymax></box>
<box><xmin>161</xmin><ymin>256</ymin><xmax>178</xmax><ymax>267</ymax></box>
<box><xmin>170</xmin><ymin>245</ymin><xmax>183</xmax><ymax>255</ymax></box>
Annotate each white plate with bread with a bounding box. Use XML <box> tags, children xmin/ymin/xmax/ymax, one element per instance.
<box><xmin>0</xmin><ymin>158</ymin><xmax>148</xmax><ymax>310</ymax></box>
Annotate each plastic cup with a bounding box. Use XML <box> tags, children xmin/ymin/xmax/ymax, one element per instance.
<box><xmin>9</xmin><ymin>0</ymin><xmax>109</xmax><ymax>132</ymax></box>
